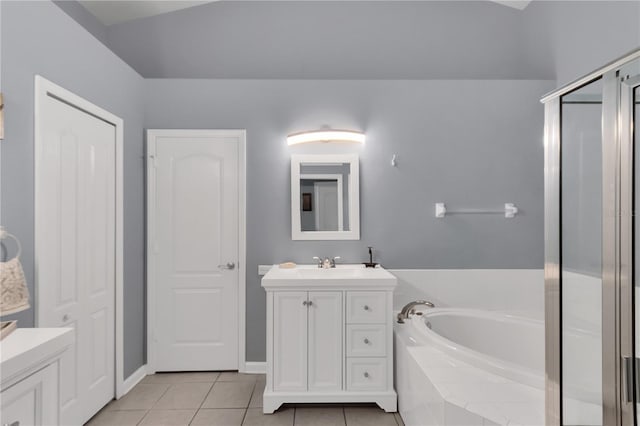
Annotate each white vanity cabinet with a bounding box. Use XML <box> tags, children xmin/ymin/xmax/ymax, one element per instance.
<box><xmin>273</xmin><ymin>291</ymin><xmax>343</xmax><ymax>393</ymax></box>
<box><xmin>262</xmin><ymin>265</ymin><xmax>397</xmax><ymax>414</ymax></box>
<box><xmin>1</xmin><ymin>328</ymin><xmax>74</xmax><ymax>426</ymax></box>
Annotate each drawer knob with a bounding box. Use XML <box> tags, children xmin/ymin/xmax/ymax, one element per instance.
<box><xmin>363</xmin><ymin>305</ymin><xmax>370</xmax><ymax>311</ymax></box>
<box><xmin>363</xmin><ymin>372</ymin><xmax>370</xmax><ymax>378</ymax></box>
<box><xmin>364</xmin><ymin>338</ymin><xmax>370</xmax><ymax>344</ymax></box>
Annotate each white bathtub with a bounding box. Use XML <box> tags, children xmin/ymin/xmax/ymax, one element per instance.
<box><xmin>415</xmin><ymin>308</ymin><xmax>545</xmax><ymax>389</ymax></box>
<box><xmin>395</xmin><ymin>308</ymin><xmax>546</xmax><ymax>426</ymax></box>
<box><xmin>395</xmin><ymin>307</ymin><xmax>602</xmax><ymax>426</ymax></box>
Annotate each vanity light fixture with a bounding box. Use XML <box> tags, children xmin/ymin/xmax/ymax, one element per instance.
<box><xmin>287</xmin><ymin>129</ymin><xmax>365</xmax><ymax>146</ymax></box>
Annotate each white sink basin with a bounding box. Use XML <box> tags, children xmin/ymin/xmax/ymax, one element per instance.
<box><xmin>261</xmin><ymin>264</ymin><xmax>396</xmax><ymax>288</ymax></box>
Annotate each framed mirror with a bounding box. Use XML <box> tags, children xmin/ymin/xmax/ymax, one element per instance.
<box><xmin>291</xmin><ymin>154</ymin><xmax>360</xmax><ymax>240</ymax></box>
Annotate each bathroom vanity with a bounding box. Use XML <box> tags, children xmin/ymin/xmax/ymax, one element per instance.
<box><xmin>261</xmin><ymin>264</ymin><xmax>397</xmax><ymax>414</ymax></box>
<box><xmin>1</xmin><ymin>328</ymin><xmax>74</xmax><ymax>426</ymax></box>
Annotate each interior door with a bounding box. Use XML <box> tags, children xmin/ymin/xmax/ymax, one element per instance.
<box><xmin>36</xmin><ymin>90</ymin><xmax>116</xmax><ymax>425</ymax></box>
<box><xmin>148</xmin><ymin>130</ymin><xmax>240</xmax><ymax>371</ymax></box>
<box><xmin>314</xmin><ymin>181</ymin><xmax>340</xmax><ymax>231</ymax></box>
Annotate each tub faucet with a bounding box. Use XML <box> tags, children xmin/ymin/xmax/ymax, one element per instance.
<box><xmin>397</xmin><ymin>300</ymin><xmax>435</xmax><ymax>323</ymax></box>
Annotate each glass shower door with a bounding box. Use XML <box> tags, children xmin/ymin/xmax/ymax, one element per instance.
<box><xmin>560</xmin><ymin>79</ymin><xmax>604</xmax><ymax>426</ymax></box>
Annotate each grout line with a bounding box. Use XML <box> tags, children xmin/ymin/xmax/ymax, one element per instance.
<box><xmin>342</xmin><ymin>406</ymin><xmax>347</xmax><ymax>426</ymax></box>
<box><xmin>240</xmin><ymin>407</ymin><xmax>249</xmax><ymax>425</ymax></box>
<box><xmin>135</xmin><ymin>409</ymin><xmax>150</xmax><ymax>426</ymax></box>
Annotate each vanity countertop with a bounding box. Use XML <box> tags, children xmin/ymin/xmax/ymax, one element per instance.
<box><xmin>1</xmin><ymin>328</ymin><xmax>74</xmax><ymax>387</ymax></box>
<box><xmin>262</xmin><ymin>264</ymin><xmax>397</xmax><ymax>289</ymax></box>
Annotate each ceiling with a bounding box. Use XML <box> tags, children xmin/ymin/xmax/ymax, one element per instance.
<box><xmin>78</xmin><ymin>0</ymin><xmax>532</xmax><ymax>27</ymax></box>
<box><xmin>78</xmin><ymin>1</ymin><xmax>217</xmax><ymax>26</ymax></box>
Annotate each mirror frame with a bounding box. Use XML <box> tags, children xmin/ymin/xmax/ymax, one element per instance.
<box><xmin>291</xmin><ymin>154</ymin><xmax>360</xmax><ymax>240</ymax></box>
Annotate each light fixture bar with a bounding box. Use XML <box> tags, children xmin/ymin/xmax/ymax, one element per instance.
<box><xmin>287</xmin><ymin>130</ymin><xmax>365</xmax><ymax>146</ymax></box>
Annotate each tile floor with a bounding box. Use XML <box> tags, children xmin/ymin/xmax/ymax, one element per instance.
<box><xmin>86</xmin><ymin>372</ymin><xmax>405</xmax><ymax>426</ymax></box>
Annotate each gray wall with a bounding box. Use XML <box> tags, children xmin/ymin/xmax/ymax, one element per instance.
<box><xmin>0</xmin><ymin>1</ymin><xmax>146</xmax><ymax>378</ymax></box>
<box><xmin>53</xmin><ymin>0</ymin><xmax>108</xmax><ymax>46</ymax></box>
<box><xmin>144</xmin><ymin>78</ymin><xmax>553</xmax><ymax>361</ymax></box>
<box><xmin>4</xmin><ymin>0</ymin><xmax>638</xmax><ymax>367</ymax></box>
<box><xmin>522</xmin><ymin>1</ymin><xmax>640</xmax><ymax>87</ymax></box>
<box><xmin>105</xmin><ymin>1</ymin><xmax>547</xmax><ymax>79</ymax></box>
<box><xmin>100</xmin><ymin>1</ymin><xmax>640</xmax><ymax>83</ymax></box>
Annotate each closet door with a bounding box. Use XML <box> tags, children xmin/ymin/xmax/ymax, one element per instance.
<box><xmin>36</xmin><ymin>83</ymin><xmax>116</xmax><ymax>426</ymax></box>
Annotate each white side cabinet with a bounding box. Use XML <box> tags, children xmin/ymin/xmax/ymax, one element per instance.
<box><xmin>1</xmin><ymin>328</ymin><xmax>74</xmax><ymax>426</ymax></box>
<box><xmin>262</xmin><ymin>265</ymin><xmax>397</xmax><ymax>414</ymax></box>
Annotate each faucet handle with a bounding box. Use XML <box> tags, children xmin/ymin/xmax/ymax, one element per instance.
<box><xmin>313</xmin><ymin>256</ymin><xmax>323</xmax><ymax>268</ymax></box>
<box><xmin>330</xmin><ymin>256</ymin><xmax>341</xmax><ymax>267</ymax></box>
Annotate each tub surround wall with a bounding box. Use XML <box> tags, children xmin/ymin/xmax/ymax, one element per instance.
<box><xmin>391</xmin><ymin>269</ymin><xmax>543</xmax><ymax>314</ymax></box>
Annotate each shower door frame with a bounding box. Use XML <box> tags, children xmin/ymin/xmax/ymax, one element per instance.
<box><xmin>542</xmin><ymin>48</ymin><xmax>640</xmax><ymax>426</ymax></box>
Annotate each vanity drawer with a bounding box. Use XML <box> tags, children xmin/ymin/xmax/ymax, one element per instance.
<box><xmin>346</xmin><ymin>358</ymin><xmax>387</xmax><ymax>391</ymax></box>
<box><xmin>346</xmin><ymin>325</ymin><xmax>386</xmax><ymax>357</ymax></box>
<box><xmin>346</xmin><ymin>292</ymin><xmax>387</xmax><ymax>323</ymax></box>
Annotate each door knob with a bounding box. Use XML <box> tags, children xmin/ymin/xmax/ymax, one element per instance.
<box><xmin>218</xmin><ymin>262</ymin><xmax>236</xmax><ymax>270</ymax></box>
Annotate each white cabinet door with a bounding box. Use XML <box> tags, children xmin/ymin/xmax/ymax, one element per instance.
<box><xmin>149</xmin><ymin>131</ymin><xmax>241</xmax><ymax>371</ymax></box>
<box><xmin>273</xmin><ymin>292</ymin><xmax>308</xmax><ymax>391</ymax></box>
<box><xmin>1</xmin><ymin>363</ymin><xmax>58</xmax><ymax>426</ymax></box>
<box><xmin>308</xmin><ymin>292</ymin><xmax>342</xmax><ymax>391</ymax></box>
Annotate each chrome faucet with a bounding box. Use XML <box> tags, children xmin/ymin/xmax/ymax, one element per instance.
<box><xmin>396</xmin><ymin>300</ymin><xmax>435</xmax><ymax>323</ymax></box>
<box><xmin>312</xmin><ymin>256</ymin><xmax>341</xmax><ymax>269</ymax></box>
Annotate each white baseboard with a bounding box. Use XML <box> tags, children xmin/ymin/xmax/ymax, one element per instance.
<box><xmin>242</xmin><ymin>362</ymin><xmax>266</xmax><ymax>374</ymax></box>
<box><xmin>119</xmin><ymin>364</ymin><xmax>148</xmax><ymax>398</ymax></box>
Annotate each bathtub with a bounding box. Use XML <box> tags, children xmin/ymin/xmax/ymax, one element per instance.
<box><xmin>414</xmin><ymin>308</ymin><xmax>545</xmax><ymax>389</ymax></box>
<box><xmin>394</xmin><ymin>308</ymin><xmax>546</xmax><ymax>426</ymax></box>
<box><xmin>395</xmin><ymin>308</ymin><xmax>602</xmax><ymax>426</ymax></box>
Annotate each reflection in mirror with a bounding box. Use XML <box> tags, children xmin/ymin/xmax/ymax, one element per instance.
<box><xmin>300</xmin><ymin>163</ymin><xmax>350</xmax><ymax>232</ymax></box>
<box><xmin>291</xmin><ymin>154</ymin><xmax>360</xmax><ymax>240</ymax></box>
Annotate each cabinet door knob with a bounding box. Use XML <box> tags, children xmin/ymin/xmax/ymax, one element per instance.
<box><xmin>62</xmin><ymin>314</ymin><xmax>69</xmax><ymax>322</ymax></box>
<box><xmin>302</xmin><ymin>301</ymin><xmax>308</xmax><ymax>306</ymax></box>
<box><xmin>364</xmin><ymin>338</ymin><xmax>370</xmax><ymax>344</ymax></box>
<box><xmin>363</xmin><ymin>372</ymin><xmax>370</xmax><ymax>378</ymax></box>
<box><xmin>363</xmin><ymin>305</ymin><xmax>370</xmax><ymax>311</ymax></box>
<box><xmin>308</xmin><ymin>300</ymin><xmax>313</xmax><ymax>306</ymax></box>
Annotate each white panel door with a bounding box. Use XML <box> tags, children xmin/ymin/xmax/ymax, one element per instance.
<box><xmin>308</xmin><ymin>292</ymin><xmax>342</xmax><ymax>391</ymax></box>
<box><xmin>314</xmin><ymin>182</ymin><xmax>340</xmax><ymax>231</ymax></box>
<box><xmin>150</xmin><ymin>132</ymin><xmax>239</xmax><ymax>371</ymax></box>
<box><xmin>36</xmin><ymin>94</ymin><xmax>116</xmax><ymax>425</ymax></box>
<box><xmin>273</xmin><ymin>292</ymin><xmax>308</xmax><ymax>391</ymax></box>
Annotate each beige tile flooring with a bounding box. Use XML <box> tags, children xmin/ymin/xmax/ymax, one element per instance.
<box><xmin>85</xmin><ymin>372</ymin><xmax>405</xmax><ymax>426</ymax></box>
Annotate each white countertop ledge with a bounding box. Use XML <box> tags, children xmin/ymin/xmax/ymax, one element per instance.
<box><xmin>1</xmin><ymin>328</ymin><xmax>74</xmax><ymax>387</ymax></box>
<box><xmin>261</xmin><ymin>264</ymin><xmax>397</xmax><ymax>289</ymax></box>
